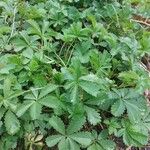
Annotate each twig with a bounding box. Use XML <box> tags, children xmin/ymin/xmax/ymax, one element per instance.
<box><xmin>111</xmin><ymin>4</ymin><xmax>120</xmax><ymax>28</ymax></box>
<box><xmin>130</xmin><ymin>18</ymin><xmax>150</xmax><ymax>27</ymax></box>
<box><xmin>8</xmin><ymin>5</ymin><xmax>17</xmax><ymax>42</ymax></box>
<box><xmin>54</xmin><ymin>51</ymin><xmax>67</xmax><ymax>67</ymax></box>
<box><xmin>67</xmin><ymin>46</ymin><xmax>74</xmax><ymax>66</ymax></box>
<box><xmin>65</xmin><ymin>41</ymin><xmax>74</xmax><ymax>59</ymax></box>
<box><xmin>139</xmin><ymin>62</ymin><xmax>150</xmax><ymax>74</ymax></box>
<box><xmin>59</xmin><ymin>42</ymin><xmax>66</xmax><ymax>56</ymax></box>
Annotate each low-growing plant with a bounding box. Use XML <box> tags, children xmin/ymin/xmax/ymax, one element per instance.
<box><xmin>0</xmin><ymin>0</ymin><xmax>150</xmax><ymax>149</ymax></box>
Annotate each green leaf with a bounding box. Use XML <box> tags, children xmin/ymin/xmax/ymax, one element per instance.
<box><xmin>39</xmin><ymin>84</ymin><xmax>58</xmax><ymax>99</ymax></box>
<box><xmin>79</xmin><ymin>74</ymin><xmax>101</xmax><ymax>97</ymax></box>
<box><xmin>62</xmin><ymin>22</ymin><xmax>90</xmax><ymax>41</ymax></box>
<box><xmin>110</xmin><ymin>89</ymin><xmax>147</xmax><ymax>123</ymax></box>
<box><xmin>16</xmin><ymin>100</ymin><xmax>34</xmax><ymax>117</ymax></box>
<box><xmin>0</xmin><ymin>121</ymin><xmax>2</xmax><ymax>129</ymax></box>
<box><xmin>70</xmin><ymin>132</ymin><xmax>92</xmax><ymax>146</ymax></box>
<box><xmin>3</xmin><ymin>77</ymin><xmax>11</xmax><ymax>98</ymax></box>
<box><xmin>38</xmin><ymin>96</ymin><xmax>60</xmax><ymax>108</ymax></box>
<box><xmin>121</xmin><ymin>120</ymin><xmax>148</xmax><ymax>147</ymax></box>
<box><xmin>111</xmin><ymin>99</ymin><xmax>125</xmax><ymax>116</ymax></box>
<box><xmin>58</xmin><ymin>138</ymin><xmax>69</xmax><ymax>150</ymax></box>
<box><xmin>85</xmin><ymin>106</ymin><xmax>101</xmax><ymax>125</ymax></box>
<box><xmin>22</xmin><ymin>48</ymin><xmax>33</xmax><ymax>59</ymax></box>
<box><xmin>142</xmin><ymin>111</ymin><xmax>150</xmax><ymax>130</ymax></box>
<box><xmin>90</xmin><ymin>50</ymin><xmax>111</xmax><ymax>76</ymax></box>
<box><xmin>0</xmin><ymin>64</ymin><xmax>15</xmax><ymax>74</ymax></box>
<box><xmin>68</xmin><ymin>138</ymin><xmax>80</xmax><ymax>150</ymax></box>
<box><xmin>104</xmin><ymin>118</ymin><xmax>121</xmax><ymax>135</ymax></box>
<box><xmin>124</xmin><ymin>97</ymin><xmax>147</xmax><ymax>123</ymax></box>
<box><xmin>30</xmin><ymin>101</ymin><xmax>42</xmax><ymax>120</ymax></box>
<box><xmin>119</xmin><ymin>71</ymin><xmax>139</xmax><ymax>85</ymax></box>
<box><xmin>0</xmin><ymin>26</ymin><xmax>10</xmax><ymax>36</ymax></box>
<box><xmin>88</xmin><ymin>130</ymin><xmax>115</xmax><ymax>150</ymax></box>
<box><xmin>4</xmin><ymin>110</ymin><xmax>20</xmax><ymax>135</ymax></box>
<box><xmin>67</xmin><ymin>115</ymin><xmax>86</xmax><ymax>134</ymax></box>
<box><xmin>74</xmin><ymin>40</ymin><xmax>91</xmax><ymax>63</ymax></box>
<box><xmin>88</xmin><ymin>144</ymin><xmax>101</xmax><ymax>150</ymax></box>
<box><xmin>28</xmin><ymin>59</ymin><xmax>39</xmax><ymax>71</ymax></box>
<box><xmin>79</xmin><ymin>80</ymin><xmax>100</xmax><ymax>97</ymax></box>
<box><xmin>70</xmin><ymin>85</ymin><xmax>79</xmax><ymax>104</ymax></box>
<box><xmin>25</xmin><ymin>91</ymin><xmax>38</xmax><ymax>100</ymax></box>
<box><xmin>97</xmin><ymin>138</ymin><xmax>115</xmax><ymax>150</ymax></box>
<box><xmin>88</xmin><ymin>141</ymin><xmax>115</xmax><ymax>150</ymax></box>
<box><xmin>79</xmin><ymin>74</ymin><xmax>99</xmax><ymax>82</ymax></box>
<box><xmin>46</xmin><ymin>135</ymin><xmax>63</xmax><ymax>147</ymax></box>
<box><xmin>0</xmin><ymin>0</ymin><xmax>149</xmax><ymax>149</ymax></box>
<box><xmin>49</xmin><ymin>116</ymin><xmax>65</xmax><ymax>135</ymax></box>
<box><xmin>27</xmin><ymin>19</ymin><xmax>42</xmax><ymax>36</ymax></box>
<box><xmin>0</xmin><ymin>107</ymin><xmax>6</xmax><ymax>119</ymax></box>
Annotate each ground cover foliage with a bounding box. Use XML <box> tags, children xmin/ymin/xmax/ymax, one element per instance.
<box><xmin>0</xmin><ymin>0</ymin><xmax>150</xmax><ymax>149</ymax></box>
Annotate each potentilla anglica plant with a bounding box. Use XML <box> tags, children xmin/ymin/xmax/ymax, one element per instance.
<box><xmin>0</xmin><ymin>0</ymin><xmax>150</xmax><ymax>149</ymax></box>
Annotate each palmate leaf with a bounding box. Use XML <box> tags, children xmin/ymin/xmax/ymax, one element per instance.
<box><xmin>62</xmin><ymin>22</ymin><xmax>91</xmax><ymax>42</ymax></box>
<box><xmin>1</xmin><ymin>77</ymin><xmax>20</xmax><ymax>110</ymax></box>
<box><xmin>13</xmin><ymin>31</ymin><xmax>39</xmax><ymax>52</ymax></box>
<box><xmin>62</xmin><ymin>61</ymin><xmax>89</xmax><ymax>103</ymax></box>
<box><xmin>27</xmin><ymin>19</ymin><xmax>52</xmax><ymax>39</ymax></box>
<box><xmin>90</xmin><ymin>50</ymin><xmax>112</xmax><ymax>76</ymax></box>
<box><xmin>104</xmin><ymin>118</ymin><xmax>121</xmax><ymax>135</ymax></box>
<box><xmin>0</xmin><ymin>0</ymin><xmax>149</xmax><ymax>149</ymax></box>
<box><xmin>121</xmin><ymin>120</ymin><xmax>148</xmax><ymax>147</ymax></box>
<box><xmin>118</xmin><ymin>71</ymin><xmax>139</xmax><ymax>85</ymax></box>
<box><xmin>4</xmin><ymin>110</ymin><xmax>20</xmax><ymax>135</ymax></box>
<box><xmin>17</xmin><ymin>84</ymin><xmax>58</xmax><ymax>118</ymax></box>
<box><xmin>110</xmin><ymin>88</ymin><xmax>148</xmax><ymax>123</ymax></box>
<box><xmin>88</xmin><ymin>130</ymin><xmax>115</xmax><ymax>150</ymax></box>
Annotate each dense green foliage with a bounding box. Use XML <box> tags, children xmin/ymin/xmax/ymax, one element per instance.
<box><xmin>0</xmin><ymin>0</ymin><xmax>150</xmax><ymax>149</ymax></box>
